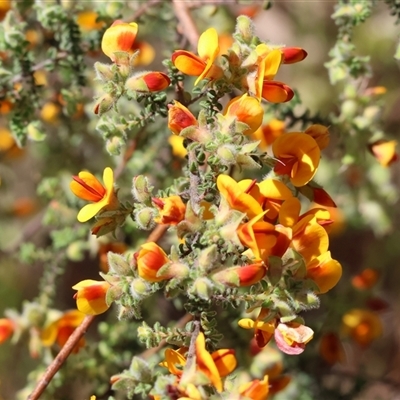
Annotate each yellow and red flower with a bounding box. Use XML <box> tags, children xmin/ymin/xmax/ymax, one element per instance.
<box><xmin>160</xmin><ymin>332</ymin><xmax>237</xmax><ymax>392</ymax></box>
<box><xmin>256</xmin><ymin>178</ymin><xmax>294</xmax><ymax>222</ymax></box>
<box><xmin>72</xmin><ymin>280</ymin><xmax>111</xmax><ymax>315</ymax></box>
<box><xmin>217</xmin><ymin>174</ymin><xmax>263</xmax><ymax>219</ymax></box>
<box><xmin>278</xmin><ymin>197</ymin><xmax>330</xmax><ymax>265</ymax></box>
<box><xmin>168</xmin><ymin>101</ymin><xmax>198</xmax><ymax>135</ymax></box>
<box><xmin>136</xmin><ymin>242</ymin><xmax>170</xmax><ymax>282</ymax></box>
<box><xmin>305</xmin><ymin>124</ymin><xmax>330</xmax><ymax>150</ymax></box>
<box><xmin>41</xmin><ymin>310</ymin><xmax>86</xmax><ymax>352</ymax></box>
<box><xmin>273</xmin><ymin>132</ymin><xmax>320</xmax><ymax>187</ymax></box>
<box><xmin>237</xmin><ymin>212</ymin><xmax>278</xmax><ymax>262</ymax></box>
<box><xmin>153</xmin><ymin>195</ymin><xmax>186</xmax><ymax>225</ymax></box>
<box><xmin>238</xmin><ymin>375</ymin><xmax>269</xmax><ymax>400</ymax></box>
<box><xmin>76</xmin><ymin>10</ymin><xmax>105</xmax><ymax>32</ymax></box>
<box><xmin>246</xmin><ymin>45</ymin><xmax>294</xmax><ymax>103</ymax></box>
<box><xmin>238</xmin><ymin>308</ymin><xmax>276</xmax><ymax>348</ymax></box>
<box><xmin>342</xmin><ymin>309</ymin><xmax>383</xmax><ymax>347</ymax></box>
<box><xmin>172</xmin><ymin>28</ymin><xmax>223</xmax><ymax>85</ymax></box>
<box><xmin>368</xmin><ymin>139</ymin><xmax>398</xmax><ymax>167</ymax></box>
<box><xmin>101</xmin><ymin>20</ymin><xmax>138</xmax><ymax>62</ymax></box>
<box><xmin>70</xmin><ymin>167</ymin><xmax>119</xmax><ymax>223</ymax></box>
<box><xmin>274</xmin><ymin>322</ymin><xmax>314</xmax><ymax>355</ymax></box>
<box><xmin>211</xmin><ymin>262</ymin><xmax>266</xmax><ymax>287</ymax></box>
<box><xmin>251</xmin><ymin>118</ymin><xmax>285</xmax><ymax>150</ymax></box>
<box><xmin>306</xmin><ymin>251</ymin><xmax>342</xmax><ymax>293</ymax></box>
<box><xmin>223</xmin><ymin>94</ymin><xmax>264</xmax><ymax>135</ymax></box>
<box><xmin>351</xmin><ymin>268</ymin><xmax>379</xmax><ymax>290</ymax></box>
<box><xmin>125</xmin><ymin>71</ymin><xmax>170</xmax><ymax>93</ymax></box>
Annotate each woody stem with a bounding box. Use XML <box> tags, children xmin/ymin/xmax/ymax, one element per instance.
<box><xmin>27</xmin><ymin>224</ymin><xmax>169</xmax><ymax>400</ymax></box>
<box><xmin>185</xmin><ymin>317</ymin><xmax>201</xmax><ymax>369</ymax></box>
<box><xmin>27</xmin><ymin>315</ymin><xmax>95</xmax><ymax>400</ymax></box>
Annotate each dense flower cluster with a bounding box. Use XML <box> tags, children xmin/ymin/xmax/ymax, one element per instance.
<box><xmin>63</xmin><ymin>16</ymin><xmax>346</xmax><ymax>399</ymax></box>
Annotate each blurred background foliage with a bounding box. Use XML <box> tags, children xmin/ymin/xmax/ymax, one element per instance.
<box><xmin>0</xmin><ymin>1</ymin><xmax>400</xmax><ymax>399</ymax></box>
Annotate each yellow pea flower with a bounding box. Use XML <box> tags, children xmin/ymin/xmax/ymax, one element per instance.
<box><xmin>217</xmin><ymin>174</ymin><xmax>263</xmax><ymax>219</ymax></box>
<box><xmin>306</xmin><ymin>251</ymin><xmax>342</xmax><ymax>293</ymax></box>
<box><xmin>273</xmin><ymin>132</ymin><xmax>320</xmax><ymax>187</ymax></box>
<box><xmin>238</xmin><ymin>308</ymin><xmax>276</xmax><ymax>348</ymax></box>
<box><xmin>101</xmin><ymin>20</ymin><xmax>138</xmax><ymax>62</ymax></box>
<box><xmin>342</xmin><ymin>309</ymin><xmax>382</xmax><ymax>347</ymax></box>
<box><xmin>153</xmin><ymin>195</ymin><xmax>186</xmax><ymax>226</ymax></box>
<box><xmin>41</xmin><ymin>310</ymin><xmax>86</xmax><ymax>351</ymax></box>
<box><xmin>238</xmin><ymin>375</ymin><xmax>269</xmax><ymax>400</ymax></box>
<box><xmin>160</xmin><ymin>332</ymin><xmax>237</xmax><ymax>392</ymax></box>
<box><xmin>72</xmin><ymin>280</ymin><xmax>111</xmax><ymax>315</ymax></box>
<box><xmin>369</xmin><ymin>139</ymin><xmax>398</xmax><ymax>167</ymax></box>
<box><xmin>136</xmin><ymin>242</ymin><xmax>170</xmax><ymax>282</ymax></box>
<box><xmin>70</xmin><ymin>167</ymin><xmax>119</xmax><ymax>223</ymax></box>
<box><xmin>172</xmin><ymin>28</ymin><xmax>223</xmax><ymax>85</ymax></box>
<box><xmin>223</xmin><ymin>94</ymin><xmax>264</xmax><ymax>135</ymax></box>
<box><xmin>274</xmin><ymin>322</ymin><xmax>314</xmax><ymax>355</ymax></box>
<box><xmin>168</xmin><ymin>101</ymin><xmax>198</xmax><ymax>135</ymax></box>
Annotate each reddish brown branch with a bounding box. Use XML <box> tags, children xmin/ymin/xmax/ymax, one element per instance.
<box><xmin>28</xmin><ymin>315</ymin><xmax>95</xmax><ymax>400</ymax></box>
<box><xmin>131</xmin><ymin>0</ymin><xmax>164</xmax><ymax>20</ymax></box>
<box><xmin>145</xmin><ymin>224</ymin><xmax>169</xmax><ymax>243</ymax></box>
<box><xmin>172</xmin><ymin>0</ymin><xmax>199</xmax><ymax>49</ymax></box>
<box><xmin>27</xmin><ymin>223</ymin><xmax>169</xmax><ymax>399</ymax></box>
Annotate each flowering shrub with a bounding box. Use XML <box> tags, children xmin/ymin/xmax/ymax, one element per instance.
<box><xmin>0</xmin><ymin>2</ymin><xmax>399</xmax><ymax>400</ymax></box>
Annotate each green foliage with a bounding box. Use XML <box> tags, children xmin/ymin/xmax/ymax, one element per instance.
<box><xmin>0</xmin><ymin>2</ymin><xmax>399</xmax><ymax>400</ymax></box>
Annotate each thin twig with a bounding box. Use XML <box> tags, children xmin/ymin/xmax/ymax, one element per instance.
<box><xmin>185</xmin><ymin>317</ymin><xmax>201</xmax><ymax>369</ymax></box>
<box><xmin>187</xmin><ymin>150</ymin><xmax>201</xmax><ymax>214</ymax></box>
<box><xmin>27</xmin><ymin>223</ymin><xmax>169</xmax><ymax>399</ymax></box>
<box><xmin>146</xmin><ymin>224</ymin><xmax>169</xmax><ymax>243</ymax></box>
<box><xmin>114</xmin><ymin>139</ymin><xmax>137</xmax><ymax>180</ymax></box>
<box><xmin>27</xmin><ymin>315</ymin><xmax>95</xmax><ymax>400</ymax></box>
<box><xmin>187</xmin><ymin>0</ymin><xmax>241</xmax><ymax>7</ymax></box>
<box><xmin>172</xmin><ymin>0</ymin><xmax>199</xmax><ymax>50</ymax></box>
<box><xmin>131</xmin><ymin>0</ymin><xmax>164</xmax><ymax>20</ymax></box>
<box><xmin>12</xmin><ymin>52</ymin><xmax>68</xmax><ymax>85</ymax></box>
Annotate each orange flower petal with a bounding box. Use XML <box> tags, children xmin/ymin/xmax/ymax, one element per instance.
<box><xmin>307</xmin><ymin>251</ymin><xmax>342</xmax><ymax>293</ymax></box>
<box><xmin>211</xmin><ymin>348</ymin><xmax>237</xmax><ymax>377</ymax></box>
<box><xmin>137</xmin><ymin>242</ymin><xmax>170</xmax><ymax>282</ymax></box>
<box><xmin>70</xmin><ymin>171</ymin><xmax>105</xmax><ymax>202</ymax></box>
<box><xmin>281</xmin><ymin>47</ymin><xmax>307</xmax><ymax>64</ymax></box>
<box><xmin>217</xmin><ymin>174</ymin><xmax>263</xmax><ymax>219</ymax></box>
<box><xmin>262</xmin><ymin>81</ymin><xmax>294</xmax><ymax>103</ymax></box>
<box><xmin>172</xmin><ymin>51</ymin><xmax>206</xmax><ymax>76</ymax></box>
<box><xmin>224</xmin><ymin>94</ymin><xmax>264</xmax><ymax>135</ymax></box>
<box><xmin>72</xmin><ymin>280</ymin><xmax>111</xmax><ymax>315</ymax></box>
<box><xmin>101</xmin><ymin>21</ymin><xmax>138</xmax><ymax>61</ymax></box>
<box><xmin>263</xmin><ymin>49</ymin><xmax>282</xmax><ymax>80</ymax></box>
<box><xmin>279</xmin><ymin>197</ymin><xmax>301</xmax><ymax>228</ymax></box>
<box><xmin>273</xmin><ymin>132</ymin><xmax>320</xmax><ymax>187</ymax></box>
<box><xmin>0</xmin><ymin>319</ymin><xmax>14</xmax><ymax>344</ymax></box>
<box><xmin>195</xmin><ymin>332</ymin><xmax>222</xmax><ymax>392</ymax></box>
<box><xmin>369</xmin><ymin>140</ymin><xmax>398</xmax><ymax>167</ymax></box>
